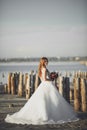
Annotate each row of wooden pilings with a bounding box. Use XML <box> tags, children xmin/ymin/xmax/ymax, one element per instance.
<box><xmin>73</xmin><ymin>72</ymin><xmax>87</xmax><ymax>112</ymax></box>
<box><xmin>4</xmin><ymin>71</ymin><xmax>87</xmax><ymax>112</ymax></box>
<box><xmin>5</xmin><ymin>71</ymin><xmax>41</xmax><ymax>99</ymax></box>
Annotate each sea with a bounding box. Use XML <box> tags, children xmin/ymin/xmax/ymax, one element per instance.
<box><xmin>0</xmin><ymin>61</ymin><xmax>87</xmax><ymax>84</ymax></box>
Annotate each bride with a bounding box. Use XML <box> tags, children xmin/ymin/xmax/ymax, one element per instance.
<box><xmin>5</xmin><ymin>57</ymin><xmax>79</xmax><ymax>125</ymax></box>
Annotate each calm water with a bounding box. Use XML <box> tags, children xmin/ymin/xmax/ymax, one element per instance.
<box><xmin>0</xmin><ymin>61</ymin><xmax>87</xmax><ymax>84</ymax></box>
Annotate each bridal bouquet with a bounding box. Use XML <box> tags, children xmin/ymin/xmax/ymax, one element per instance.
<box><xmin>50</xmin><ymin>72</ymin><xmax>58</xmax><ymax>81</ymax></box>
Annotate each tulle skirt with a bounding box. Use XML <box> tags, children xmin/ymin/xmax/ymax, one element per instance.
<box><xmin>5</xmin><ymin>81</ymin><xmax>79</xmax><ymax>125</ymax></box>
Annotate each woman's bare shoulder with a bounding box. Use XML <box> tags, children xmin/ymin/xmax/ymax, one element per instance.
<box><xmin>42</xmin><ymin>67</ymin><xmax>46</xmax><ymax>72</ymax></box>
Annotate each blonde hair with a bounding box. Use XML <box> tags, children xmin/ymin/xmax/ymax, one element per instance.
<box><xmin>38</xmin><ymin>57</ymin><xmax>48</xmax><ymax>78</ymax></box>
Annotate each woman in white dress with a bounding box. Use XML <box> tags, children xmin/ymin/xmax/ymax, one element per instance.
<box><xmin>5</xmin><ymin>57</ymin><xmax>79</xmax><ymax>125</ymax></box>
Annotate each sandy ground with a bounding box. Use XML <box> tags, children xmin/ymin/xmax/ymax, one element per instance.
<box><xmin>0</xmin><ymin>94</ymin><xmax>87</xmax><ymax>130</ymax></box>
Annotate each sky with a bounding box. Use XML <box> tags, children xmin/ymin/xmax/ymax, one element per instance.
<box><xmin>0</xmin><ymin>0</ymin><xmax>87</xmax><ymax>58</ymax></box>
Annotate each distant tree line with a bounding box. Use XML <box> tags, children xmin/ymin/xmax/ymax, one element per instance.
<box><xmin>0</xmin><ymin>56</ymin><xmax>87</xmax><ymax>63</ymax></box>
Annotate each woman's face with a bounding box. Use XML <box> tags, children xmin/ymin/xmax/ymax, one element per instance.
<box><xmin>44</xmin><ymin>60</ymin><xmax>48</xmax><ymax>67</ymax></box>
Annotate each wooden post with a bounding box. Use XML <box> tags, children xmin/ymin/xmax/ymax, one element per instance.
<box><xmin>24</xmin><ymin>73</ymin><xmax>28</xmax><ymax>95</ymax></box>
<box><xmin>11</xmin><ymin>74</ymin><xmax>15</xmax><ymax>95</ymax></box>
<box><xmin>7</xmin><ymin>73</ymin><xmax>12</xmax><ymax>94</ymax></box>
<box><xmin>77</xmin><ymin>71</ymin><xmax>81</xmax><ymax>78</ymax></box>
<box><xmin>64</xmin><ymin>73</ymin><xmax>70</xmax><ymax>103</ymax></box>
<box><xmin>62</xmin><ymin>77</ymin><xmax>65</xmax><ymax>97</ymax></box>
<box><xmin>18</xmin><ymin>73</ymin><xmax>23</xmax><ymax>97</ymax></box>
<box><xmin>58</xmin><ymin>76</ymin><xmax>63</xmax><ymax>96</ymax></box>
<box><xmin>22</xmin><ymin>74</ymin><xmax>25</xmax><ymax>96</ymax></box>
<box><xmin>30</xmin><ymin>70</ymin><xmax>35</xmax><ymax>96</ymax></box>
<box><xmin>85</xmin><ymin>72</ymin><xmax>87</xmax><ymax>79</ymax></box>
<box><xmin>84</xmin><ymin>72</ymin><xmax>87</xmax><ymax>79</ymax></box>
<box><xmin>14</xmin><ymin>72</ymin><xmax>19</xmax><ymax>94</ymax></box>
<box><xmin>73</xmin><ymin>77</ymin><xmax>80</xmax><ymax>111</ymax></box>
<box><xmin>80</xmin><ymin>78</ymin><xmax>87</xmax><ymax>112</ymax></box>
<box><xmin>4</xmin><ymin>84</ymin><xmax>8</xmax><ymax>93</ymax></box>
<box><xmin>70</xmin><ymin>88</ymin><xmax>74</xmax><ymax>101</ymax></box>
<box><xmin>74</xmin><ymin>72</ymin><xmax>78</xmax><ymax>78</ymax></box>
<box><xmin>26</xmin><ymin>74</ymin><xmax>31</xmax><ymax>99</ymax></box>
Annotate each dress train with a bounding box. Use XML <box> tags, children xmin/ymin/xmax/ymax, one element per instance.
<box><xmin>5</xmin><ymin>81</ymin><xmax>79</xmax><ymax>125</ymax></box>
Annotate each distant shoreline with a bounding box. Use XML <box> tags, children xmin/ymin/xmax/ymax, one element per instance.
<box><xmin>0</xmin><ymin>56</ymin><xmax>87</xmax><ymax>63</ymax></box>
<box><xmin>0</xmin><ymin>60</ymin><xmax>87</xmax><ymax>63</ymax></box>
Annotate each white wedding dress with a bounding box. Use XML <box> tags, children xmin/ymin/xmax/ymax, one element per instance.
<box><xmin>5</xmin><ymin>69</ymin><xmax>79</xmax><ymax>125</ymax></box>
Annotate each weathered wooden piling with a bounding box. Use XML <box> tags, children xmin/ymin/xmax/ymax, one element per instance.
<box><xmin>14</xmin><ymin>72</ymin><xmax>19</xmax><ymax>94</ymax></box>
<box><xmin>73</xmin><ymin>77</ymin><xmax>80</xmax><ymax>111</ymax></box>
<box><xmin>64</xmin><ymin>73</ymin><xmax>70</xmax><ymax>103</ymax></box>
<box><xmin>80</xmin><ymin>78</ymin><xmax>87</xmax><ymax>112</ymax></box>
<box><xmin>18</xmin><ymin>73</ymin><xmax>23</xmax><ymax>97</ymax></box>
<box><xmin>7</xmin><ymin>73</ymin><xmax>12</xmax><ymax>94</ymax></box>
<box><xmin>4</xmin><ymin>84</ymin><xmax>8</xmax><ymax>93</ymax></box>
<box><xmin>84</xmin><ymin>72</ymin><xmax>87</xmax><ymax>79</ymax></box>
<box><xmin>11</xmin><ymin>74</ymin><xmax>15</xmax><ymax>95</ymax></box>
<box><xmin>6</xmin><ymin>70</ymin><xmax>87</xmax><ymax>113</ymax></box>
<box><xmin>58</xmin><ymin>76</ymin><xmax>63</xmax><ymax>96</ymax></box>
<box><xmin>70</xmin><ymin>88</ymin><xmax>74</xmax><ymax>101</ymax></box>
<box><xmin>26</xmin><ymin>74</ymin><xmax>31</xmax><ymax>99</ymax></box>
<box><xmin>30</xmin><ymin>70</ymin><xmax>35</xmax><ymax>96</ymax></box>
<box><xmin>24</xmin><ymin>73</ymin><xmax>28</xmax><ymax>95</ymax></box>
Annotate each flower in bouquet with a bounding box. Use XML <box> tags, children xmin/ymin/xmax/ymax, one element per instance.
<box><xmin>50</xmin><ymin>72</ymin><xmax>58</xmax><ymax>81</ymax></box>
